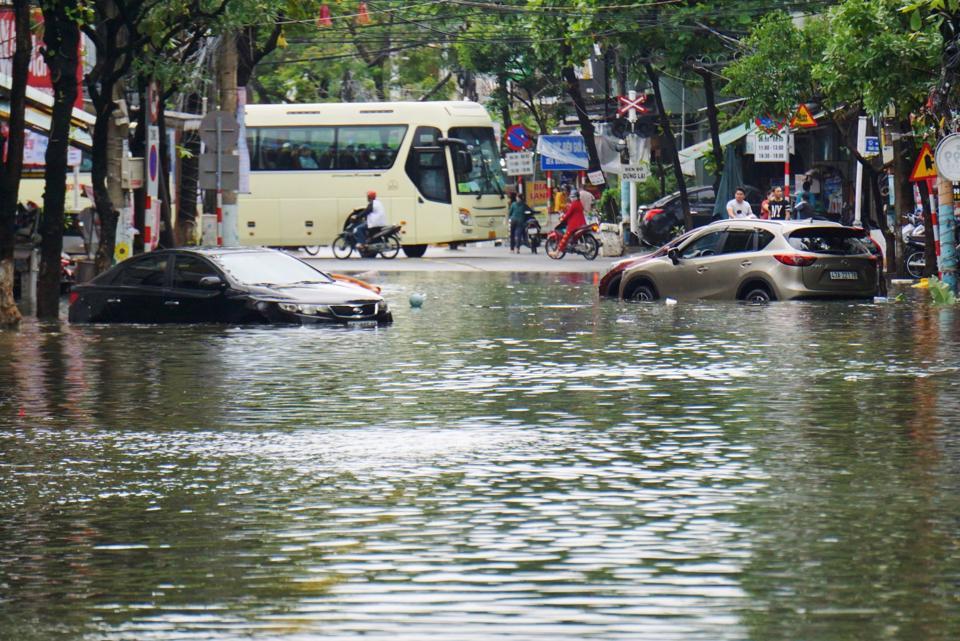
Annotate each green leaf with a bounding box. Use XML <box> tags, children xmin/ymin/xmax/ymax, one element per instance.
<box><xmin>909</xmin><ymin>9</ymin><xmax>922</xmax><ymax>31</ymax></box>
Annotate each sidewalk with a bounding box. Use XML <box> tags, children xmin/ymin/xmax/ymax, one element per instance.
<box><xmin>299</xmin><ymin>242</ymin><xmax>642</xmax><ymax>274</ymax></box>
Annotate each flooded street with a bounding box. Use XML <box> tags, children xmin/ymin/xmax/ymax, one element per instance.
<box><xmin>2</xmin><ymin>273</ymin><xmax>960</xmax><ymax>641</ymax></box>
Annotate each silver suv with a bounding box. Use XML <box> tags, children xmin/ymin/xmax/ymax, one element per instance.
<box><xmin>617</xmin><ymin>219</ymin><xmax>878</xmax><ymax>302</ymax></box>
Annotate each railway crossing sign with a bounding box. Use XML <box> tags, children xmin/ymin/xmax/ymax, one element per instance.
<box><xmin>504</xmin><ymin>124</ymin><xmax>532</xmax><ymax>152</ymax></box>
<box><xmin>617</xmin><ymin>92</ymin><xmax>649</xmax><ymax>121</ymax></box>
<box><xmin>911</xmin><ymin>142</ymin><xmax>937</xmax><ymax>182</ymax></box>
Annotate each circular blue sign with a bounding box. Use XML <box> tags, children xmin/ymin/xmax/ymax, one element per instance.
<box><xmin>505</xmin><ymin>125</ymin><xmax>531</xmax><ymax>151</ymax></box>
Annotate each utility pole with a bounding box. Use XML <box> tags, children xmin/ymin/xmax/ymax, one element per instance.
<box><xmin>218</xmin><ymin>33</ymin><xmax>239</xmax><ymax>246</ymax></box>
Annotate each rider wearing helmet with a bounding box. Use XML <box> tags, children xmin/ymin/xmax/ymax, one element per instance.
<box><xmin>554</xmin><ymin>190</ymin><xmax>585</xmax><ymax>255</ymax></box>
<box><xmin>356</xmin><ymin>190</ymin><xmax>387</xmax><ymax>249</ymax></box>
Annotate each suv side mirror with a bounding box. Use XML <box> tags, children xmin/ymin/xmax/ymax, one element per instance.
<box><xmin>199</xmin><ymin>275</ymin><xmax>224</xmax><ymax>290</ymax></box>
<box><xmin>667</xmin><ymin>247</ymin><xmax>681</xmax><ymax>265</ymax></box>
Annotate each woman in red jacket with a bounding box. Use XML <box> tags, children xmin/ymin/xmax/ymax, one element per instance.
<box><xmin>554</xmin><ymin>190</ymin><xmax>586</xmax><ymax>255</ymax></box>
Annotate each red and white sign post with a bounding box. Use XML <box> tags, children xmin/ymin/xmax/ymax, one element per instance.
<box><xmin>144</xmin><ymin>81</ymin><xmax>161</xmax><ymax>251</ymax></box>
<box><xmin>618</xmin><ymin>90</ymin><xmax>649</xmax><ymax>238</ymax></box>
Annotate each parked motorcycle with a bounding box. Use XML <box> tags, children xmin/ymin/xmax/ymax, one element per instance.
<box><xmin>332</xmin><ymin>208</ymin><xmax>402</xmax><ymax>259</ymax></box>
<box><xmin>900</xmin><ymin>213</ymin><xmax>927</xmax><ymax>279</ymax></box>
<box><xmin>544</xmin><ymin>223</ymin><xmax>600</xmax><ymax>261</ymax></box>
<box><xmin>519</xmin><ymin>207</ymin><xmax>543</xmax><ymax>254</ymax></box>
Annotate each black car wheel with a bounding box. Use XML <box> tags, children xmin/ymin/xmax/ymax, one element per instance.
<box><xmin>625</xmin><ymin>281</ymin><xmax>657</xmax><ymax>302</ymax></box>
<box><xmin>402</xmin><ymin>244</ymin><xmax>428</xmax><ymax>258</ymax></box>
<box><xmin>742</xmin><ymin>285</ymin><xmax>773</xmax><ymax>304</ymax></box>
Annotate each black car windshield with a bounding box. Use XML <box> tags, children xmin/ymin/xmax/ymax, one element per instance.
<box><xmin>449</xmin><ymin>127</ymin><xmax>506</xmax><ymax>196</ymax></box>
<box><xmin>787</xmin><ymin>228</ymin><xmax>869</xmax><ymax>255</ymax></box>
<box><xmin>214</xmin><ymin>252</ymin><xmax>333</xmax><ymax>285</ymax></box>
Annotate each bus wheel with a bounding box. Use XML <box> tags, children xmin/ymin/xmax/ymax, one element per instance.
<box><xmin>402</xmin><ymin>244</ymin><xmax>428</xmax><ymax>258</ymax></box>
<box><xmin>380</xmin><ymin>235</ymin><xmax>401</xmax><ymax>259</ymax></box>
<box><xmin>332</xmin><ymin>235</ymin><xmax>353</xmax><ymax>259</ymax></box>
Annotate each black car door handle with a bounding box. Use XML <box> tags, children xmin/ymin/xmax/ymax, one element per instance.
<box><xmin>164</xmin><ymin>300</ymin><xmax>180</xmax><ymax>306</ymax></box>
<box><xmin>107</xmin><ymin>298</ymin><xmax>121</xmax><ymax>304</ymax></box>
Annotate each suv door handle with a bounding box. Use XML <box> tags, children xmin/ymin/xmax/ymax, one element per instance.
<box><xmin>740</xmin><ymin>260</ymin><xmax>752</xmax><ymax>267</ymax></box>
<box><xmin>696</xmin><ymin>266</ymin><xmax>709</xmax><ymax>274</ymax></box>
<box><xmin>164</xmin><ymin>300</ymin><xmax>180</xmax><ymax>306</ymax></box>
<box><xmin>106</xmin><ymin>298</ymin><xmax>121</xmax><ymax>304</ymax></box>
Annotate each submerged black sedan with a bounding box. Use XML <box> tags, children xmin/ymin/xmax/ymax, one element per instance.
<box><xmin>68</xmin><ymin>247</ymin><xmax>392</xmax><ymax>325</ymax></box>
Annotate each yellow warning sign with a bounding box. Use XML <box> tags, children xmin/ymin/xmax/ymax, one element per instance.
<box><xmin>789</xmin><ymin>104</ymin><xmax>818</xmax><ymax>128</ymax></box>
<box><xmin>910</xmin><ymin>143</ymin><xmax>937</xmax><ymax>182</ymax></box>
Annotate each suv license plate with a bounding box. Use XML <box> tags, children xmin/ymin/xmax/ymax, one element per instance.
<box><xmin>347</xmin><ymin>320</ymin><xmax>378</xmax><ymax>328</ymax></box>
<box><xmin>829</xmin><ymin>271</ymin><xmax>858</xmax><ymax>280</ymax></box>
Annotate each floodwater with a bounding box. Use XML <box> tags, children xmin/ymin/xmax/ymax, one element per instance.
<box><xmin>1</xmin><ymin>273</ymin><xmax>960</xmax><ymax>641</ymax></box>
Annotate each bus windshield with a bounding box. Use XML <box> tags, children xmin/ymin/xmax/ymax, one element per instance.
<box><xmin>449</xmin><ymin>127</ymin><xmax>505</xmax><ymax>196</ymax></box>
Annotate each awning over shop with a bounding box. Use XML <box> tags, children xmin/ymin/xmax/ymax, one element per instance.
<box><xmin>0</xmin><ymin>71</ymin><xmax>95</xmax><ymax>149</ymax></box>
<box><xmin>678</xmin><ymin>122</ymin><xmax>754</xmax><ymax>176</ymax></box>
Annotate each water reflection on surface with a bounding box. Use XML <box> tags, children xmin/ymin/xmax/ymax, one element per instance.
<box><xmin>1</xmin><ymin>273</ymin><xmax>959</xmax><ymax>641</ymax></box>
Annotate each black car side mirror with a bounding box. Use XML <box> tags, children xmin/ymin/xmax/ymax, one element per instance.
<box><xmin>668</xmin><ymin>248</ymin><xmax>681</xmax><ymax>265</ymax></box>
<box><xmin>199</xmin><ymin>276</ymin><xmax>224</xmax><ymax>290</ymax></box>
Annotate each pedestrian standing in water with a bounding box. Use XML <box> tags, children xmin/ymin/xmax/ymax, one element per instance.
<box><xmin>508</xmin><ymin>192</ymin><xmax>528</xmax><ymax>254</ymax></box>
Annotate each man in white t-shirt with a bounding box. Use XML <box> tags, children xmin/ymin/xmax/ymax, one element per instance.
<box><xmin>356</xmin><ymin>190</ymin><xmax>387</xmax><ymax>247</ymax></box>
<box><xmin>726</xmin><ymin>188</ymin><xmax>754</xmax><ymax>219</ymax></box>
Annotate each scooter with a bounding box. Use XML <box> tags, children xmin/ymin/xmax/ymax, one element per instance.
<box><xmin>332</xmin><ymin>208</ymin><xmax>403</xmax><ymax>259</ymax></box>
<box><xmin>544</xmin><ymin>222</ymin><xmax>600</xmax><ymax>260</ymax></box>
<box><xmin>520</xmin><ymin>207</ymin><xmax>543</xmax><ymax>253</ymax></box>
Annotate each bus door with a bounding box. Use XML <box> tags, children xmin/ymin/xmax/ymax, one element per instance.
<box><xmin>405</xmin><ymin>141</ymin><xmax>453</xmax><ymax>244</ymax></box>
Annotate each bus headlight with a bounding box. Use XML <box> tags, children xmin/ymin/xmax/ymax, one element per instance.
<box><xmin>459</xmin><ymin>208</ymin><xmax>473</xmax><ymax>226</ymax></box>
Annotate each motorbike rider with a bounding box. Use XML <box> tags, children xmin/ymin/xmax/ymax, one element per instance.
<box><xmin>356</xmin><ymin>190</ymin><xmax>387</xmax><ymax>250</ymax></box>
<box><xmin>553</xmin><ymin>190</ymin><xmax>586</xmax><ymax>255</ymax></box>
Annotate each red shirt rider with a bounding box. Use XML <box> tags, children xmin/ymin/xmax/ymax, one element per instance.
<box><xmin>556</xmin><ymin>193</ymin><xmax>586</xmax><ymax>253</ymax></box>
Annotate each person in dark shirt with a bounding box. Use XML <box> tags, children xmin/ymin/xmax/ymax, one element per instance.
<box><xmin>767</xmin><ymin>186</ymin><xmax>791</xmax><ymax>220</ymax></box>
<box><xmin>508</xmin><ymin>192</ymin><xmax>528</xmax><ymax>253</ymax></box>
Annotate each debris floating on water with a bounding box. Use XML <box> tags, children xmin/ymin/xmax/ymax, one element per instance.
<box><xmin>409</xmin><ymin>293</ymin><xmax>425</xmax><ymax>308</ymax></box>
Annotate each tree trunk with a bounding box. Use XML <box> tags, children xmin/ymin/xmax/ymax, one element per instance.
<box><xmin>561</xmin><ymin>60</ymin><xmax>603</xmax><ymax>184</ymax></box>
<box><xmin>156</xmin><ymin>93</ymin><xmax>175</xmax><ymax>248</ymax></box>
<box><xmin>695</xmin><ymin>68</ymin><xmax>724</xmax><ymax>193</ymax></box>
<box><xmin>891</xmin><ymin>121</ymin><xmax>915</xmax><ymax>278</ymax></box>
<box><xmin>37</xmin><ymin>1</ymin><xmax>80</xmax><ymax>319</ymax></box>
<box><xmin>645</xmin><ymin>62</ymin><xmax>690</xmax><ymax>229</ymax></box>
<box><xmin>131</xmin><ymin>77</ymin><xmax>147</xmax><ymax>254</ymax></box>
<box><xmin>0</xmin><ymin>0</ymin><xmax>29</xmax><ymax>327</ymax></box>
<box><xmin>917</xmin><ymin>178</ymin><xmax>938</xmax><ymax>277</ymax></box>
<box><xmin>176</xmin><ymin>92</ymin><xmax>201</xmax><ymax>244</ymax></box>
<box><xmin>495</xmin><ymin>71</ymin><xmax>512</xmax><ymax>128</ymax></box>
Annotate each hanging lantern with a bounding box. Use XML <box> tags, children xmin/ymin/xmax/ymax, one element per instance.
<box><xmin>357</xmin><ymin>2</ymin><xmax>371</xmax><ymax>25</ymax></box>
<box><xmin>317</xmin><ymin>4</ymin><xmax>332</xmax><ymax>28</ymax></box>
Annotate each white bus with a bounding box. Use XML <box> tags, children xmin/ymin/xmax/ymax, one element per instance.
<box><xmin>241</xmin><ymin>101</ymin><xmax>508</xmax><ymax>257</ymax></box>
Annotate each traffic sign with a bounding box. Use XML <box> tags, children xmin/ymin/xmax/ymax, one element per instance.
<box><xmin>146</xmin><ymin>125</ymin><xmax>160</xmax><ymax>199</ymax></box>
<box><xmin>864</xmin><ymin>136</ymin><xmax>880</xmax><ymax>156</ymax></box>
<box><xmin>199</xmin><ymin>110</ymin><xmax>239</xmax><ymax>152</ymax></box>
<box><xmin>911</xmin><ymin>142</ymin><xmax>937</xmax><ymax>182</ymax></box>
<box><xmin>617</xmin><ymin>93</ymin><xmax>649</xmax><ymax>118</ymax></box>
<box><xmin>935</xmin><ymin>135</ymin><xmax>960</xmax><ymax>181</ymax></box>
<box><xmin>199</xmin><ymin>153</ymin><xmax>240</xmax><ymax>191</ymax></box>
<box><xmin>504</xmin><ymin>151</ymin><xmax>534</xmax><ymax>176</ymax></box>
<box><xmin>504</xmin><ymin>124</ymin><xmax>532</xmax><ymax>152</ymax></box>
<box><xmin>621</xmin><ymin>164</ymin><xmax>649</xmax><ymax>182</ymax></box>
<box><xmin>790</xmin><ymin>104</ymin><xmax>817</xmax><ymax>128</ymax></box>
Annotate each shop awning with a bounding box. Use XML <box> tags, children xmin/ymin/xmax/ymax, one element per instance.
<box><xmin>678</xmin><ymin>122</ymin><xmax>755</xmax><ymax>176</ymax></box>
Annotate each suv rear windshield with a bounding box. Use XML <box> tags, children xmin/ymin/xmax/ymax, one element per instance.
<box><xmin>787</xmin><ymin>228</ymin><xmax>869</xmax><ymax>255</ymax></box>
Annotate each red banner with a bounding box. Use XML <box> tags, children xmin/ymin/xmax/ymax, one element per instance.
<box><xmin>0</xmin><ymin>8</ymin><xmax>85</xmax><ymax>109</ymax></box>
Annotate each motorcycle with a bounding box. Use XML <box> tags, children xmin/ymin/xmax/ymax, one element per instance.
<box><xmin>332</xmin><ymin>208</ymin><xmax>402</xmax><ymax>260</ymax></box>
<box><xmin>519</xmin><ymin>206</ymin><xmax>543</xmax><ymax>253</ymax></box>
<box><xmin>544</xmin><ymin>222</ymin><xmax>600</xmax><ymax>261</ymax></box>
